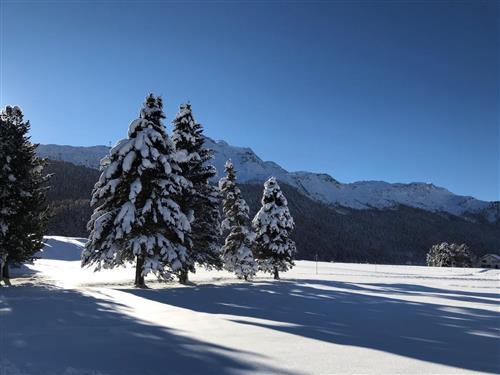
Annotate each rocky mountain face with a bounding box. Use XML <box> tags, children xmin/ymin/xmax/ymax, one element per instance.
<box><xmin>37</xmin><ymin>139</ymin><xmax>499</xmax><ymax>223</ymax></box>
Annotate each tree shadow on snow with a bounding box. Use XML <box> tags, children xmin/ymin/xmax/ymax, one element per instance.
<box><xmin>123</xmin><ymin>279</ymin><xmax>500</xmax><ymax>373</ymax></box>
<box><xmin>362</xmin><ymin>282</ymin><xmax>500</xmax><ymax>306</ymax></box>
<box><xmin>8</xmin><ymin>263</ymin><xmax>39</xmax><ymax>278</ymax></box>
<box><xmin>0</xmin><ymin>284</ymin><xmax>295</xmax><ymax>375</ymax></box>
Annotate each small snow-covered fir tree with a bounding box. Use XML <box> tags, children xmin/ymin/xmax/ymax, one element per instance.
<box><xmin>219</xmin><ymin>160</ymin><xmax>257</xmax><ymax>280</ymax></box>
<box><xmin>82</xmin><ymin>94</ymin><xmax>192</xmax><ymax>287</ymax></box>
<box><xmin>0</xmin><ymin>106</ymin><xmax>49</xmax><ymax>285</ymax></box>
<box><xmin>252</xmin><ymin>177</ymin><xmax>296</xmax><ymax>279</ymax></box>
<box><xmin>171</xmin><ymin>103</ymin><xmax>221</xmax><ymax>283</ymax></box>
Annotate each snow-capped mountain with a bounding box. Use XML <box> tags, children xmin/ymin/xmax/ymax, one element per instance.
<box><xmin>37</xmin><ymin>144</ymin><xmax>110</xmax><ymax>169</ymax></box>
<box><xmin>37</xmin><ymin>139</ymin><xmax>499</xmax><ymax>222</ymax></box>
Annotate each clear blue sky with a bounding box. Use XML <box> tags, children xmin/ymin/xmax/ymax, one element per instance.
<box><xmin>1</xmin><ymin>0</ymin><xmax>498</xmax><ymax>201</ymax></box>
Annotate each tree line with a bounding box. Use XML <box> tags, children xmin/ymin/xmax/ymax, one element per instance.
<box><xmin>43</xmin><ymin>164</ymin><xmax>500</xmax><ymax>266</ymax></box>
<box><xmin>2</xmin><ymin>96</ymin><xmax>498</xmax><ymax>286</ymax></box>
<box><xmin>0</xmin><ymin>95</ymin><xmax>296</xmax><ymax>287</ymax></box>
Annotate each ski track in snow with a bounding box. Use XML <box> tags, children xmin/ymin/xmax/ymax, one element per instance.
<box><xmin>1</xmin><ymin>237</ymin><xmax>499</xmax><ymax>375</ymax></box>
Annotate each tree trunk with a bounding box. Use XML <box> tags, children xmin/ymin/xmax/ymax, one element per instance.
<box><xmin>178</xmin><ymin>269</ymin><xmax>189</xmax><ymax>284</ymax></box>
<box><xmin>134</xmin><ymin>256</ymin><xmax>146</xmax><ymax>288</ymax></box>
<box><xmin>1</xmin><ymin>260</ymin><xmax>11</xmax><ymax>286</ymax></box>
<box><xmin>273</xmin><ymin>266</ymin><xmax>279</xmax><ymax>280</ymax></box>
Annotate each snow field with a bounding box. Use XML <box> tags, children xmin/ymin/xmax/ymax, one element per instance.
<box><xmin>1</xmin><ymin>236</ymin><xmax>499</xmax><ymax>375</ymax></box>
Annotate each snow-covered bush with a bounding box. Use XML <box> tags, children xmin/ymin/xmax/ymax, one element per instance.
<box><xmin>219</xmin><ymin>160</ymin><xmax>257</xmax><ymax>280</ymax></box>
<box><xmin>0</xmin><ymin>106</ymin><xmax>49</xmax><ymax>285</ymax></box>
<box><xmin>82</xmin><ymin>94</ymin><xmax>192</xmax><ymax>287</ymax></box>
<box><xmin>426</xmin><ymin>242</ymin><xmax>473</xmax><ymax>267</ymax></box>
<box><xmin>172</xmin><ymin>103</ymin><xmax>221</xmax><ymax>283</ymax></box>
<box><xmin>252</xmin><ymin>177</ymin><xmax>296</xmax><ymax>279</ymax></box>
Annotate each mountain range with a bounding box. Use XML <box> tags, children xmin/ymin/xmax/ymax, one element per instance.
<box><xmin>40</xmin><ymin>161</ymin><xmax>500</xmax><ymax>265</ymax></box>
<box><xmin>37</xmin><ymin>138</ymin><xmax>499</xmax><ymax>223</ymax></box>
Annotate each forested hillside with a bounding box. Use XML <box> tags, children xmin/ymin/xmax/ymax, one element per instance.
<box><xmin>43</xmin><ymin>160</ymin><xmax>500</xmax><ymax>264</ymax></box>
<box><xmin>242</xmin><ymin>185</ymin><xmax>500</xmax><ymax>264</ymax></box>
<box><xmin>44</xmin><ymin>160</ymin><xmax>98</xmax><ymax>237</ymax></box>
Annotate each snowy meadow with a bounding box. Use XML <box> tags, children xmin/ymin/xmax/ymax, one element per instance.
<box><xmin>1</xmin><ymin>237</ymin><xmax>499</xmax><ymax>375</ymax></box>
<box><xmin>2</xmin><ymin>1</ymin><xmax>499</xmax><ymax>374</ymax></box>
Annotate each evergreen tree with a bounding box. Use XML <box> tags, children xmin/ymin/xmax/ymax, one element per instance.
<box><xmin>171</xmin><ymin>103</ymin><xmax>221</xmax><ymax>283</ymax></box>
<box><xmin>427</xmin><ymin>242</ymin><xmax>473</xmax><ymax>267</ymax></box>
<box><xmin>453</xmin><ymin>243</ymin><xmax>473</xmax><ymax>267</ymax></box>
<box><xmin>219</xmin><ymin>160</ymin><xmax>257</xmax><ymax>280</ymax></box>
<box><xmin>252</xmin><ymin>177</ymin><xmax>296</xmax><ymax>279</ymax></box>
<box><xmin>0</xmin><ymin>106</ymin><xmax>49</xmax><ymax>285</ymax></box>
<box><xmin>82</xmin><ymin>94</ymin><xmax>192</xmax><ymax>287</ymax></box>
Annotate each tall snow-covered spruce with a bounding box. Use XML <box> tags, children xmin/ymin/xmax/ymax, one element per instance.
<box><xmin>82</xmin><ymin>94</ymin><xmax>192</xmax><ymax>287</ymax></box>
<box><xmin>0</xmin><ymin>106</ymin><xmax>49</xmax><ymax>285</ymax></box>
<box><xmin>171</xmin><ymin>103</ymin><xmax>221</xmax><ymax>283</ymax></box>
<box><xmin>252</xmin><ymin>177</ymin><xmax>296</xmax><ymax>279</ymax></box>
<box><xmin>219</xmin><ymin>160</ymin><xmax>257</xmax><ymax>280</ymax></box>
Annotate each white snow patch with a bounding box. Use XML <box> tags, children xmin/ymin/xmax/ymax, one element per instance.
<box><xmin>37</xmin><ymin>236</ymin><xmax>87</xmax><ymax>261</ymax></box>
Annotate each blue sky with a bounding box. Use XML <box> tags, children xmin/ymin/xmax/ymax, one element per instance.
<box><xmin>1</xmin><ymin>0</ymin><xmax>498</xmax><ymax>201</ymax></box>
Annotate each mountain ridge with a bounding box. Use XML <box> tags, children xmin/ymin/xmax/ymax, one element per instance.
<box><xmin>36</xmin><ymin>138</ymin><xmax>499</xmax><ymax>223</ymax></box>
<box><xmin>42</xmin><ymin>160</ymin><xmax>500</xmax><ymax>264</ymax></box>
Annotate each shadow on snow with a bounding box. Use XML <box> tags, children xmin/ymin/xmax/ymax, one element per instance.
<box><xmin>0</xmin><ymin>284</ymin><xmax>293</xmax><ymax>375</ymax></box>
<box><xmin>122</xmin><ymin>279</ymin><xmax>500</xmax><ymax>373</ymax></box>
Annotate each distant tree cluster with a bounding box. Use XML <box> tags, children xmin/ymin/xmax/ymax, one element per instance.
<box><xmin>426</xmin><ymin>242</ymin><xmax>473</xmax><ymax>267</ymax></box>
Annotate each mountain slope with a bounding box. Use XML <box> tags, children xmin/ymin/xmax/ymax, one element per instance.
<box><xmin>38</xmin><ymin>144</ymin><xmax>110</xmax><ymax>169</ymax></box>
<box><xmin>42</xmin><ymin>160</ymin><xmax>500</xmax><ymax>264</ymax></box>
<box><xmin>37</xmin><ymin>139</ymin><xmax>499</xmax><ymax>222</ymax></box>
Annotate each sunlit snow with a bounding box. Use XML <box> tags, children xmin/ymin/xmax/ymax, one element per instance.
<box><xmin>1</xmin><ymin>236</ymin><xmax>498</xmax><ymax>374</ymax></box>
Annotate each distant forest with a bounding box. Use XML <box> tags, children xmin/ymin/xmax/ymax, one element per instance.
<box><xmin>44</xmin><ymin>160</ymin><xmax>500</xmax><ymax>265</ymax></box>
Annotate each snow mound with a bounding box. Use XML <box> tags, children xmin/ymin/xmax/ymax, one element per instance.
<box><xmin>37</xmin><ymin>236</ymin><xmax>87</xmax><ymax>261</ymax></box>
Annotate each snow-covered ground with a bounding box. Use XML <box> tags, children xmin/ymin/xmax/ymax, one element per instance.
<box><xmin>1</xmin><ymin>237</ymin><xmax>499</xmax><ymax>375</ymax></box>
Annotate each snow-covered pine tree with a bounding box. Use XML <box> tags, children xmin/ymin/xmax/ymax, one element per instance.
<box><xmin>0</xmin><ymin>106</ymin><xmax>49</xmax><ymax>285</ymax></box>
<box><xmin>219</xmin><ymin>160</ymin><xmax>257</xmax><ymax>280</ymax></box>
<box><xmin>82</xmin><ymin>94</ymin><xmax>192</xmax><ymax>287</ymax></box>
<box><xmin>172</xmin><ymin>103</ymin><xmax>221</xmax><ymax>283</ymax></box>
<box><xmin>427</xmin><ymin>242</ymin><xmax>473</xmax><ymax>268</ymax></box>
<box><xmin>252</xmin><ymin>177</ymin><xmax>296</xmax><ymax>279</ymax></box>
<box><xmin>426</xmin><ymin>243</ymin><xmax>444</xmax><ymax>267</ymax></box>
